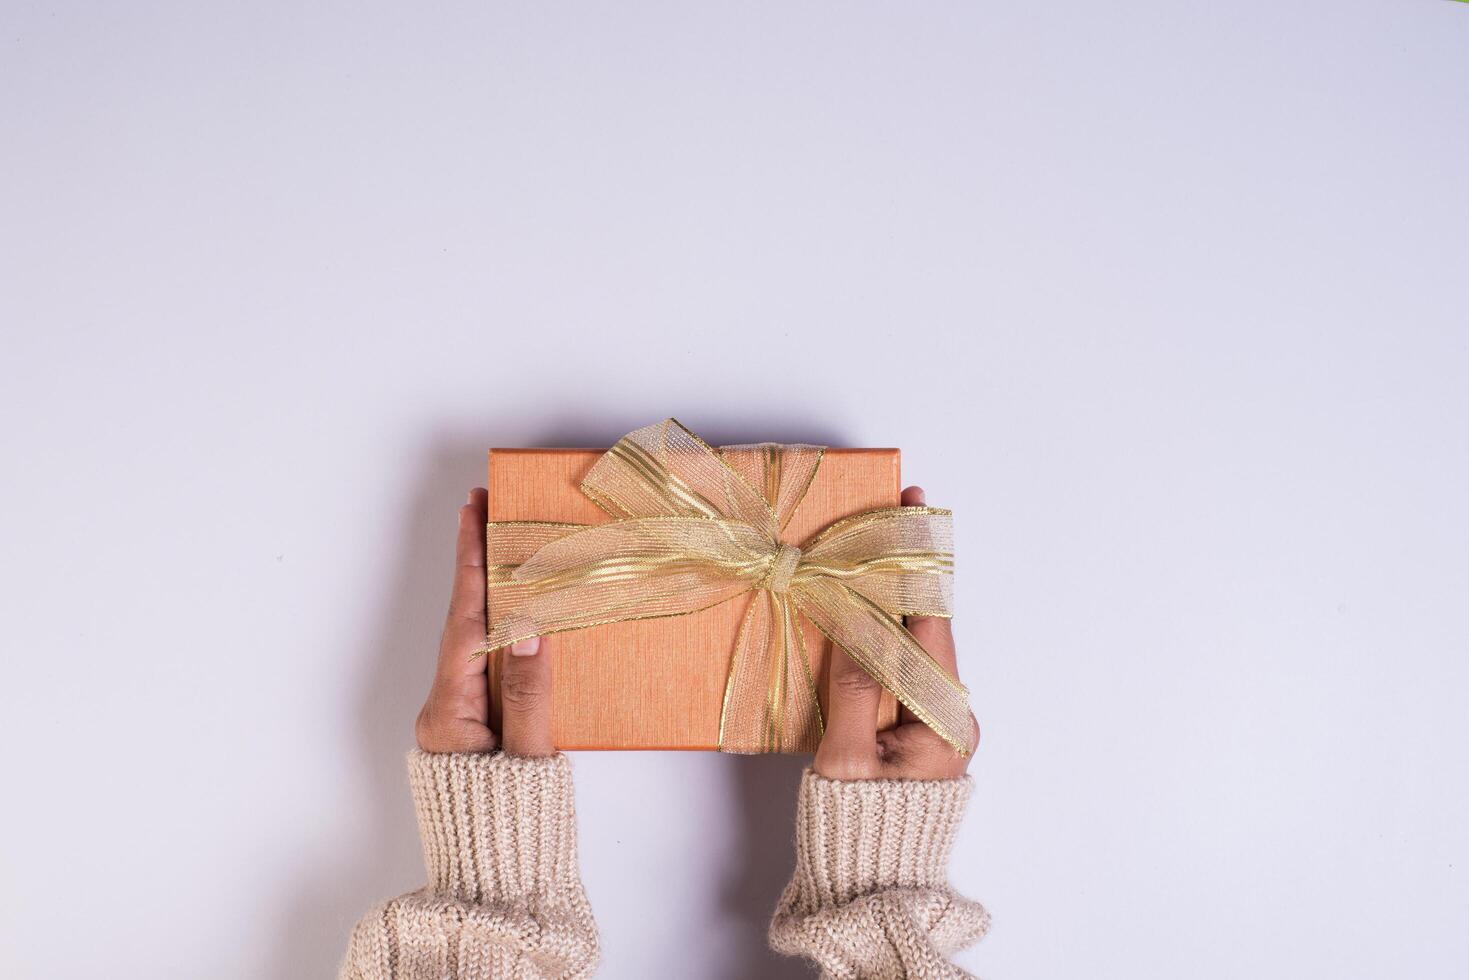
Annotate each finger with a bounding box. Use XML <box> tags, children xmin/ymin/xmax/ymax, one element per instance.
<box><xmin>906</xmin><ymin>616</ymin><xmax>957</xmax><ymax>678</ymax></box>
<box><xmin>876</xmin><ymin>723</ymin><xmax>971</xmax><ymax>779</ymax></box>
<box><xmin>438</xmin><ymin>488</ymin><xmax>489</xmax><ymax>677</ymax></box>
<box><xmin>818</xmin><ymin>646</ymin><xmax>883</xmax><ymax>766</ymax></box>
<box><xmin>899</xmin><ymin>484</ymin><xmax>960</xmax><ymax>725</ymax></box>
<box><xmin>499</xmin><ymin>634</ymin><xmax>556</xmax><ymax>757</ymax></box>
<box><xmin>897</xmin><ymin>622</ymin><xmax>960</xmax><ymax>729</ymax></box>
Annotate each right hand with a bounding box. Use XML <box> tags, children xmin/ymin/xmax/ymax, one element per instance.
<box><xmin>812</xmin><ymin>484</ymin><xmax>980</xmax><ymax>781</ymax></box>
<box><xmin>414</xmin><ymin>487</ymin><xmax>556</xmax><ymax>757</ymax></box>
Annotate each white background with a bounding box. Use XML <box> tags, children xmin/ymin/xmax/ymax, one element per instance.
<box><xmin>2</xmin><ymin>3</ymin><xmax>1466</xmax><ymax>978</ymax></box>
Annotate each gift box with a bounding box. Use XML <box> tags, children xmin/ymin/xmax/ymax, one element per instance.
<box><xmin>480</xmin><ymin>419</ymin><xmax>970</xmax><ymax>755</ymax></box>
<box><xmin>485</xmin><ymin>443</ymin><xmax>902</xmax><ymax>750</ymax></box>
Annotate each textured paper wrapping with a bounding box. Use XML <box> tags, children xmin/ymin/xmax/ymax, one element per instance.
<box><xmin>486</xmin><ymin>446</ymin><xmax>903</xmax><ymax>750</ymax></box>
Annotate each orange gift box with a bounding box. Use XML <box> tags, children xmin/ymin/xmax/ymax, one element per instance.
<box><xmin>484</xmin><ymin>445</ymin><xmax>903</xmax><ymax>751</ymax></box>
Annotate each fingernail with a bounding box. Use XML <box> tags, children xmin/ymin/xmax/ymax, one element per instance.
<box><xmin>466</xmin><ymin>490</ymin><xmax>475</xmax><ymax>505</ymax></box>
<box><xmin>510</xmin><ymin>636</ymin><xmax>541</xmax><ymax>657</ymax></box>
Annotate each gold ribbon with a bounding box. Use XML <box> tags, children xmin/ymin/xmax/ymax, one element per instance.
<box><xmin>475</xmin><ymin>419</ymin><xmax>974</xmax><ymax>755</ymax></box>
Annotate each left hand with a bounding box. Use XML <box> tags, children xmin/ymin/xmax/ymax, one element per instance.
<box><xmin>414</xmin><ymin>487</ymin><xmax>556</xmax><ymax>757</ymax></box>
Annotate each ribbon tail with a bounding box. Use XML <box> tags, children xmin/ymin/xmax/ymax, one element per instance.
<box><xmin>719</xmin><ymin>590</ymin><xmax>824</xmax><ymax>754</ymax></box>
<box><xmin>794</xmin><ymin>578</ymin><xmax>976</xmax><ymax>755</ymax></box>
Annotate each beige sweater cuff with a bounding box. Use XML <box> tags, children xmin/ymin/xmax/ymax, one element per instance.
<box><xmin>771</xmin><ymin>769</ymin><xmax>988</xmax><ymax>978</ymax></box>
<box><xmin>788</xmin><ymin>768</ymin><xmax>975</xmax><ymax>909</ymax></box>
<box><xmin>407</xmin><ymin>750</ymin><xmax>581</xmax><ymax>907</ymax></box>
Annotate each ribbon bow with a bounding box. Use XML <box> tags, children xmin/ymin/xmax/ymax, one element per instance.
<box><xmin>477</xmin><ymin>419</ymin><xmax>973</xmax><ymax>755</ymax></box>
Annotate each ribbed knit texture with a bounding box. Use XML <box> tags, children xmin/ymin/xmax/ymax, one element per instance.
<box><xmin>769</xmin><ymin>769</ymin><xmax>990</xmax><ymax>979</ymax></box>
<box><xmin>338</xmin><ymin>751</ymin><xmax>598</xmax><ymax>980</ymax></box>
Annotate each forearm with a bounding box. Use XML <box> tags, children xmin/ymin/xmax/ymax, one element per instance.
<box><xmin>769</xmin><ymin>769</ymin><xmax>988</xmax><ymax>980</ymax></box>
<box><xmin>340</xmin><ymin>751</ymin><xmax>598</xmax><ymax>980</ymax></box>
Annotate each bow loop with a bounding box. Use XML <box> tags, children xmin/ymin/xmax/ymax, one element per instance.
<box><xmin>798</xmin><ymin>506</ymin><xmax>955</xmax><ymax>616</ymax></box>
<box><xmin>580</xmin><ymin>419</ymin><xmax>779</xmax><ymax>536</ymax></box>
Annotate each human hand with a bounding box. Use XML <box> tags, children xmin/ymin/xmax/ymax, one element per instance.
<box><xmin>414</xmin><ymin>487</ymin><xmax>555</xmax><ymax>757</ymax></box>
<box><xmin>812</xmin><ymin>485</ymin><xmax>979</xmax><ymax>781</ymax></box>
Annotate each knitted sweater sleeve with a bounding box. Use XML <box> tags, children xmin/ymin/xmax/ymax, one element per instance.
<box><xmin>769</xmin><ymin>769</ymin><xmax>990</xmax><ymax>980</ymax></box>
<box><xmin>339</xmin><ymin>751</ymin><xmax>598</xmax><ymax>980</ymax></box>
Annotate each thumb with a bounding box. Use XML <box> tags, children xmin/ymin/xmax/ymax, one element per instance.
<box><xmin>498</xmin><ymin>634</ymin><xmax>556</xmax><ymax>757</ymax></box>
